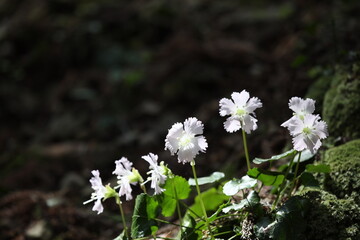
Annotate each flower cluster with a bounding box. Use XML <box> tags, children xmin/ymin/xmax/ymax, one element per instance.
<box><xmin>281</xmin><ymin>97</ymin><xmax>328</xmax><ymax>153</ymax></box>
<box><xmin>84</xmin><ymin>154</ymin><xmax>169</xmax><ymax>214</ymax></box>
<box><xmin>84</xmin><ymin>91</ymin><xmax>329</xmax><ymax>221</ymax></box>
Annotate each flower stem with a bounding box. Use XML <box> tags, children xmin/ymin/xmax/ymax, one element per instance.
<box><xmin>172</xmin><ymin>181</ymin><xmax>183</xmax><ymax>236</ymax></box>
<box><xmin>140</xmin><ymin>184</ymin><xmax>147</xmax><ymax>194</ymax></box>
<box><xmin>117</xmin><ymin>198</ymin><xmax>130</xmax><ymax>240</ymax></box>
<box><xmin>190</xmin><ymin>160</ymin><xmax>214</xmax><ymax>240</ymax></box>
<box><xmin>242</xmin><ymin>129</ymin><xmax>251</xmax><ymax>171</ymax></box>
<box><xmin>271</xmin><ymin>152</ymin><xmax>297</xmax><ymax>211</ymax></box>
<box><xmin>289</xmin><ymin>151</ymin><xmax>302</xmax><ymax>195</ymax></box>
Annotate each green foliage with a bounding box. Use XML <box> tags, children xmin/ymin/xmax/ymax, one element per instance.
<box><xmin>299</xmin><ymin>172</ymin><xmax>319</xmax><ymax>188</ymax></box>
<box><xmin>247</xmin><ymin>168</ymin><xmax>285</xmax><ymax>186</ymax></box>
<box><xmin>113</xmin><ymin>230</ymin><xmax>127</xmax><ymax>240</ymax></box>
<box><xmin>223</xmin><ymin>175</ymin><xmax>257</xmax><ymax>196</ymax></box>
<box><xmin>176</xmin><ymin>214</ymin><xmax>198</xmax><ymax>240</ymax></box>
<box><xmin>131</xmin><ymin>193</ymin><xmax>158</xmax><ymax>238</ymax></box>
<box><xmin>270</xmin><ymin>197</ymin><xmax>309</xmax><ymax>240</ymax></box>
<box><xmin>253</xmin><ymin>149</ymin><xmax>296</xmax><ymax>164</ymax></box>
<box><xmin>254</xmin><ymin>196</ymin><xmax>309</xmax><ymax>240</ymax></box>
<box><xmin>188</xmin><ymin>172</ymin><xmax>225</xmax><ymax>186</ymax></box>
<box><xmin>189</xmin><ymin>187</ymin><xmax>229</xmax><ymax>218</ymax></box>
<box><xmin>222</xmin><ymin>191</ymin><xmax>260</xmax><ymax>213</ymax></box>
<box><xmin>159</xmin><ymin>176</ymin><xmax>191</xmax><ymax>217</ymax></box>
<box><xmin>294</xmin><ymin>149</ymin><xmax>315</xmax><ymax>163</ymax></box>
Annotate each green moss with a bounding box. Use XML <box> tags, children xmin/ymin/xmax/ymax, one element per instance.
<box><xmin>322</xmin><ymin>64</ymin><xmax>360</xmax><ymax>140</ymax></box>
<box><xmin>298</xmin><ymin>188</ymin><xmax>360</xmax><ymax>240</ymax></box>
<box><xmin>306</xmin><ymin>67</ymin><xmax>333</xmax><ymax>113</ymax></box>
<box><xmin>322</xmin><ymin>139</ymin><xmax>360</xmax><ymax>199</ymax></box>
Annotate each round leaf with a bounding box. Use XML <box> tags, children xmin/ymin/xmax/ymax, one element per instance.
<box><xmin>188</xmin><ymin>172</ymin><xmax>225</xmax><ymax>186</ymax></box>
<box><xmin>223</xmin><ymin>175</ymin><xmax>257</xmax><ymax>196</ymax></box>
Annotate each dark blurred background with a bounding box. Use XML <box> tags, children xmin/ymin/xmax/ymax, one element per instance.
<box><xmin>0</xmin><ymin>0</ymin><xmax>359</xmax><ymax>239</ymax></box>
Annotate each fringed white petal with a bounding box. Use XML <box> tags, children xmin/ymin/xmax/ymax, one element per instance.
<box><xmin>246</xmin><ymin>97</ymin><xmax>263</xmax><ymax>113</ymax></box>
<box><xmin>219</xmin><ymin>98</ymin><xmax>236</xmax><ymax>116</ymax></box>
<box><xmin>92</xmin><ymin>199</ymin><xmax>104</xmax><ymax>214</ymax></box>
<box><xmin>224</xmin><ymin>117</ymin><xmax>241</xmax><ymax>133</ymax></box>
<box><xmin>184</xmin><ymin>117</ymin><xmax>204</xmax><ymax>135</ymax></box>
<box><xmin>196</xmin><ymin>136</ymin><xmax>208</xmax><ymax>152</ymax></box>
<box><xmin>242</xmin><ymin>115</ymin><xmax>258</xmax><ymax>134</ymax></box>
<box><xmin>165</xmin><ymin>122</ymin><xmax>183</xmax><ymax>154</ymax></box>
<box><xmin>288</xmin><ymin>97</ymin><xmax>303</xmax><ymax>113</ymax></box>
<box><xmin>232</xmin><ymin>91</ymin><xmax>249</xmax><ymax>107</ymax></box>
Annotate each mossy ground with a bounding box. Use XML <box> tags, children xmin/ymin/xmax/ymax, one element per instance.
<box><xmin>322</xmin><ymin>64</ymin><xmax>360</xmax><ymax>141</ymax></box>
<box><xmin>298</xmin><ymin>188</ymin><xmax>360</xmax><ymax>240</ymax></box>
<box><xmin>322</xmin><ymin>139</ymin><xmax>360</xmax><ymax>201</ymax></box>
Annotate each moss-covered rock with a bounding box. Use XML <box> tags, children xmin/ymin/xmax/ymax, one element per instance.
<box><xmin>306</xmin><ymin>67</ymin><xmax>333</xmax><ymax>113</ymax></box>
<box><xmin>322</xmin><ymin>64</ymin><xmax>360</xmax><ymax>140</ymax></box>
<box><xmin>322</xmin><ymin>139</ymin><xmax>360</xmax><ymax>200</ymax></box>
<box><xmin>298</xmin><ymin>188</ymin><xmax>360</xmax><ymax>240</ymax></box>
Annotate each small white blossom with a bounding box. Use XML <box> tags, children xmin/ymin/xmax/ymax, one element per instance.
<box><xmin>83</xmin><ymin>170</ymin><xmax>107</xmax><ymax>214</ymax></box>
<box><xmin>286</xmin><ymin>114</ymin><xmax>328</xmax><ymax>153</ymax></box>
<box><xmin>219</xmin><ymin>90</ymin><xmax>262</xmax><ymax>133</ymax></box>
<box><xmin>113</xmin><ymin>157</ymin><xmax>139</xmax><ymax>201</ymax></box>
<box><xmin>142</xmin><ymin>153</ymin><xmax>167</xmax><ymax>195</ymax></box>
<box><xmin>165</xmin><ymin>117</ymin><xmax>208</xmax><ymax>164</ymax></box>
<box><xmin>281</xmin><ymin>97</ymin><xmax>316</xmax><ymax>130</ymax></box>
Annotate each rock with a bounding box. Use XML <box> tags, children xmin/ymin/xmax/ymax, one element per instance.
<box><xmin>298</xmin><ymin>188</ymin><xmax>360</xmax><ymax>240</ymax></box>
<box><xmin>322</xmin><ymin>63</ymin><xmax>360</xmax><ymax>140</ymax></box>
<box><xmin>322</xmin><ymin>139</ymin><xmax>360</xmax><ymax>200</ymax></box>
<box><xmin>305</xmin><ymin>67</ymin><xmax>333</xmax><ymax>114</ymax></box>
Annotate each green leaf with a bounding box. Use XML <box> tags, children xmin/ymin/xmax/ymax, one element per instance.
<box><xmin>253</xmin><ymin>150</ymin><xmax>297</xmax><ymax>164</ymax></box>
<box><xmin>294</xmin><ymin>149</ymin><xmax>315</xmax><ymax>163</ymax></box>
<box><xmin>247</xmin><ymin>168</ymin><xmax>285</xmax><ymax>186</ymax></box>
<box><xmin>223</xmin><ymin>175</ymin><xmax>257</xmax><ymax>196</ymax></box>
<box><xmin>254</xmin><ymin>217</ymin><xmax>273</xmax><ymax>239</ymax></box>
<box><xmin>176</xmin><ymin>213</ymin><xmax>198</xmax><ymax>240</ymax></box>
<box><xmin>146</xmin><ymin>195</ymin><xmax>160</xmax><ymax>219</ymax></box>
<box><xmin>270</xmin><ymin>196</ymin><xmax>310</xmax><ymax>240</ymax></box>
<box><xmin>299</xmin><ymin>172</ymin><xmax>319</xmax><ymax>188</ymax></box>
<box><xmin>158</xmin><ymin>195</ymin><xmax>176</xmax><ymax>217</ymax></box>
<box><xmin>305</xmin><ymin>164</ymin><xmax>331</xmax><ymax>173</ymax></box>
<box><xmin>113</xmin><ymin>230</ymin><xmax>127</xmax><ymax>240</ymax></box>
<box><xmin>189</xmin><ymin>187</ymin><xmax>229</xmax><ymax>218</ymax></box>
<box><xmin>131</xmin><ymin>194</ymin><xmax>158</xmax><ymax>238</ymax></box>
<box><xmin>222</xmin><ymin>191</ymin><xmax>260</xmax><ymax>213</ymax></box>
<box><xmin>163</xmin><ymin>176</ymin><xmax>191</xmax><ymax>200</ymax></box>
<box><xmin>158</xmin><ymin>176</ymin><xmax>191</xmax><ymax>217</ymax></box>
<box><xmin>188</xmin><ymin>172</ymin><xmax>225</xmax><ymax>186</ymax></box>
<box><xmin>208</xmin><ymin>200</ymin><xmax>231</xmax><ymax>223</ymax></box>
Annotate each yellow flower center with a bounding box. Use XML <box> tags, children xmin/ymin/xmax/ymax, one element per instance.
<box><xmin>302</xmin><ymin>127</ymin><xmax>312</xmax><ymax>135</ymax></box>
<box><xmin>236</xmin><ymin>108</ymin><xmax>246</xmax><ymax>116</ymax></box>
<box><xmin>179</xmin><ymin>134</ymin><xmax>193</xmax><ymax>147</ymax></box>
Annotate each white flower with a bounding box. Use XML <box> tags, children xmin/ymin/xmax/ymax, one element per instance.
<box><xmin>113</xmin><ymin>157</ymin><xmax>139</xmax><ymax>201</ymax></box>
<box><xmin>219</xmin><ymin>90</ymin><xmax>262</xmax><ymax>133</ymax></box>
<box><xmin>83</xmin><ymin>170</ymin><xmax>107</xmax><ymax>214</ymax></box>
<box><xmin>281</xmin><ymin>97</ymin><xmax>316</xmax><ymax>130</ymax></box>
<box><xmin>286</xmin><ymin>114</ymin><xmax>328</xmax><ymax>153</ymax></box>
<box><xmin>142</xmin><ymin>153</ymin><xmax>167</xmax><ymax>195</ymax></box>
<box><xmin>165</xmin><ymin>117</ymin><xmax>208</xmax><ymax>164</ymax></box>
